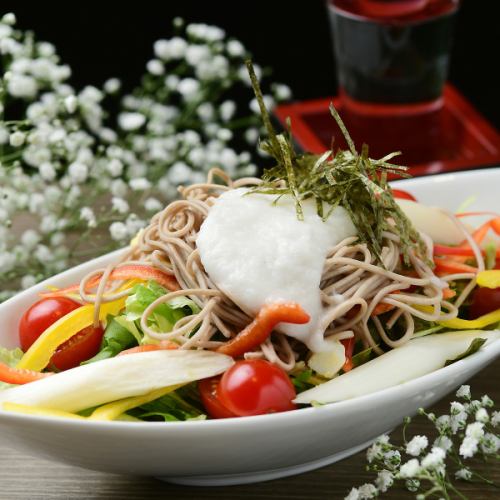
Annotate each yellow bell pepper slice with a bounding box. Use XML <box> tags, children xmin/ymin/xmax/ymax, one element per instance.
<box><xmin>476</xmin><ymin>270</ymin><xmax>500</xmax><ymax>289</ymax></box>
<box><xmin>438</xmin><ymin>308</ymin><xmax>500</xmax><ymax>330</ymax></box>
<box><xmin>17</xmin><ymin>296</ymin><xmax>126</xmax><ymax>372</ymax></box>
<box><xmin>2</xmin><ymin>402</ymin><xmax>85</xmax><ymax>420</ymax></box>
<box><xmin>88</xmin><ymin>384</ymin><xmax>183</xmax><ymax>421</ymax></box>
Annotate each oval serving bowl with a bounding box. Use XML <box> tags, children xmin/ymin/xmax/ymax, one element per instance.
<box><xmin>0</xmin><ymin>168</ymin><xmax>499</xmax><ymax>486</ymax></box>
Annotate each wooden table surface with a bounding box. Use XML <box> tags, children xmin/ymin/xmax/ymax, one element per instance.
<box><xmin>0</xmin><ymin>359</ymin><xmax>498</xmax><ymax>500</ymax></box>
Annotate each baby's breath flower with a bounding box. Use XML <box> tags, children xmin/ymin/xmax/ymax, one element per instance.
<box><xmin>7</xmin><ymin>73</ymin><xmax>37</xmax><ymax>98</ymax></box>
<box><xmin>433</xmin><ymin>435</ymin><xmax>453</xmax><ymax>452</ymax></box>
<box><xmin>475</xmin><ymin>408</ymin><xmax>489</xmax><ymax>423</ymax></box>
<box><xmin>177</xmin><ymin>77</ymin><xmax>200</xmax><ymax>100</ymax></box>
<box><xmin>168</xmin><ymin>161</ymin><xmax>192</xmax><ymax>185</ymax></box>
<box><xmin>421</xmin><ymin>447</ymin><xmax>445</xmax><ymax>469</ymax></box>
<box><xmin>399</xmin><ymin>459</ymin><xmax>420</xmax><ymax>479</ymax></box>
<box><xmin>144</xmin><ymin>197</ymin><xmax>163</xmax><ymax>212</ymax></box>
<box><xmin>374</xmin><ymin>470</ymin><xmax>393</xmax><ymax>493</ymax></box>
<box><xmin>103</xmin><ymin>78</ymin><xmax>121</xmax><ymax>94</ymax></box>
<box><xmin>68</xmin><ymin>161</ymin><xmax>88</xmax><ymax>184</ymax></box>
<box><xmin>455</xmin><ymin>468</ymin><xmax>472</xmax><ymax>481</ymax></box>
<box><xmin>21</xmin><ymin>275</ymin><xmax>36</xmax><ymax>289</ymax></box>
<box><xmin>80</xmin><ymin>206</ymin><xmax>97</xmax><ymax>228</ymax></box>
<box><xmin>118</xmin><ymin>112</ymin><xmax>146</xmax><ymax>131</ymax></box>
<box><xmin>9</xmin><ymin>131</ymin><xmax>25</xmax><ymax>147</ymax></box>
<box><xmin>2</xmin><ymin>12</ymin><xmax>16</xmax><ymax>25</ymax></box>
<box><xmin>39</xmin><ymin>162</ymin><xmax>56</xmax><ymax>182</ymax></box>
<box><xmin>106</xmin><ymin>158</ymin><xmax>124</xmax><ymax>177</ymax></box>
<box><xmin>249</xmin><ymin>95</ymin><xmax>274</xmax><ymax>114</ymax></box>
<box><xmin>345</xmin><ymin>488</ymin><xmax>360</xmax><ymax>500</ymax></box>
<box><xmin>272</xmin><ymin>82</ymin><xmax>292</xmax><ymax>101</ymax></box>
<box><xmin>146</xmin><ymin>59</ymin><xmax>164</xmax><ymax>76</ymax></box>
<box><xmin>435</xmin><ymin>415</ymin><xmax>451</xmax><ymax>433</ymax></box>
<box><xmin>111</xmin><ymin>197</ymin><xmax>129</xmax><ymax>214</ymax></box>
<box><xmin>357</xmin><ymin>483</ymin><xmax>377</xmax><ymax>499</ymax></box>
<box><xmin>480</xmin><ymin>433</ymin><xmax>500</xmax><ymax>454</ymax></box>
<box><xmin>456</xmin><ymin>385</ymin><xmax>471</xmax><ymax>399</ymax></box>
<box><xmin>459</xmin><ymin>436</ymin><xmax>479</xmax><ymax>458</ymax></box>
<box><xmin>226</xmin><ymin>39</ymin><xmax>245</xmax><ymax>57</ymax></box>
<box><xmin>406</xmin><ymin>435</ymin><xmax>428</xmax><ymax>457</ymax></box>
<box><xmin>109</xmin><ymin>221</ymin><xmax>128</xmax><ymax>242</ymax></box>
<box><xmin>481</xmin><ymin>395</ymin><xmax>494</xmax><ymax>408</ymax></box>
<box><xmin>129</xmin><ymin>177</ymin><xmax>151</xmax><ymax>191</ymax></box>
<box><xmin>492</xmin><ymin>411</ymin><xmax>500</xmax><ymax>427</ymax></box>
<box><xmin>383</xmin><ymin>450</ymin><xmax>401</xmax><ymax>470</ymax></box>
<box><xmin>466</xmin><ymin>422</ymin><xmax>484</xmax><ymax>440</ymax></box>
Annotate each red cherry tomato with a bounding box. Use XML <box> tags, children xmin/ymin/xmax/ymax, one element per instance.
<box><xmin>469</xmin><ymin>287</ymin><xmax>500</xmax><ymax>319</ymax></box>
<box><xmin>218</xmin><ymin>360</ymin><xmax>297</xmax><ymax>417</ymax></box>
<box><xmin>198</xmin><ymin>377</ymin><xmax>236</xmax><ymax>419</ymax></box>
<box><xmin>391</xmin><ymin>189</ymin><xmax>417</xmax><ymax>202</ymax></box>
<box><xmin>19</xmin><ymin>297</ymin><xmax>104</xmax><ymax>370</ymax></box>
<box><xmin>19</xmin><ymin>297</ymin><xmax>81</xmax><ymax>351</ymax></box>
<box><xmin>50</xmin><ymin>325</ymin><xmax>104</xmax><ymax>371</ymax></box>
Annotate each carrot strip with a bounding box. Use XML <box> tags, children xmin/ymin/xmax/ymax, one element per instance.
<box><xmin>117</xmin><ymin>341</ymin><xmax>178</xmax><ymax>356</ymax></box>
<box><xmin>0</xmin><ymin>362</ymin><xmax>53</xmax><ymax>385</ymax></box>
<box><xmin>442</xmin><ymin>287</ymin><xmax>456</xmax><ymax>299</ymax></box>
<box><xmin>340</xmin><ymin>337</ymin><xmax>355</xmax><ymax>373</ymax></box>
<box><xmin>433</xmin><ymin>258</ymin><xmax>478</xmax><ymax>276</ymax></box>
<box><xmin>371</xmin><ymin>302</ymin><xmax>396</xmax><ymax>316</ymax></box>
<box><xmin>40</xmin><ymin>265</ymin><xmax>179</xmax><ymax>298</ymax></box>
<box><xmin>216</xmin><ymin>302</ymin><xmax>310</xmax><ymax>358</ymax></box>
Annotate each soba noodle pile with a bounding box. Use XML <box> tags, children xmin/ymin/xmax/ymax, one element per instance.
<box><xmin>78</xmin><ymin>168</ymin><xmax>483</xmax><ymax>371</ymax></box>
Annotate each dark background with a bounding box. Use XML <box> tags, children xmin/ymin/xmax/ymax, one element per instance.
<box><xmin>3</xmin><ymin>1</ymin><xmax>500</xmax><ymax>128</ymax></box>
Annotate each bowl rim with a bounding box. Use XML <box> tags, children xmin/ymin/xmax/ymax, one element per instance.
<box><xmin>0</xmin><ymin>166</ymin><xmax>499</xmax><ymax>430</ymax></box>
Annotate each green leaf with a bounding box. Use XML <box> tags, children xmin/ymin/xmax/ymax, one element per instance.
<box><xmin>82</xmin><ymin>316</ymin><xmax>138</xmax><ymax>364</ymax></box>
<box><xmin>351</xmin><ymin>346</ymin><xmax>375</xmax><ymax>367</ymax></box>
<box><xmin>291</xmin><ymin>369</ymin><xmax>315</xmax><ymax>393</ymax></box>
<box><xmin>128</xmin><ymin>383</ymin><xmax>206</xmax><ymax>422</ymax></box>
<box><xmin>124</xmin><ymin>280</ymin><xmax>199</xmax><ymax>334</ymax></box>
<box><xmin>444</xmin><ymin>338</ymin><xmax>487</xmax><ymax>366</ymax></box>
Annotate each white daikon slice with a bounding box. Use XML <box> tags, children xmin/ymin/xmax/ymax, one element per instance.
<box><xmin>196</xmin><ymin>188</ymin><xmax>357</xmax><ymax>352</ymax></box>
<box><xmin>307</xmin><ymin>338</ymin><xmax>346</xmax><ymax>378</ymax></box>
<box><xmin>294</xmin><ymin>330</ymin><xmax>499</xmax><ymax>404</ymax></box>
<box><xmin>0</xmin><ymin>350</ymin><xmax>233</xmax><ymax>413</ymax></box>
<box><xmin>397</xmin><ymin>199</ymin><xmax>465</xmax><ymax>245</ymax></box>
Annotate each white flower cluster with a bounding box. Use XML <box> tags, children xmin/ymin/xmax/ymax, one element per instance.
<box><xmin>345</xmin><ymin>385</ymin><xmax>499</xmax><ymax>500</ymax></box>
<box><xmin>0</xmin><ymin>14</ymin><xmax>292</xmax><ymax>299</ymax></box>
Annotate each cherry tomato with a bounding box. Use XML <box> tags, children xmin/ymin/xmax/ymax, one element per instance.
<box><xmin>218</xmin><ymin>360</ymin><xmax>296</xmax><ymax>417</ymax></box>
<box><xmin>19</xmin><ymin>297</ymin><xmax>81</xmax><ymax>351</ymax></box>
<box><xmin>198</xmin><ymin>377</ymin><xmax>236</xmax><ymax>419</ymax></box>
<box><xmin>469</xmin><ymin>287</ymin><xmax>500</xmax><ymax>319</ymax></box>
<box><xmin>391</xmin><ymin>189</ymin><xmax>417</xmax><ymax>202</ymax></box>
<box><xmin>19</xmin><ymin>297</ymin><xmax>104</xmax><ymax>370</ymax></box>
<box><xmin>50</xmin><ymin>325</ymin><xmax>104</xmax><ymax>371</ymax></box>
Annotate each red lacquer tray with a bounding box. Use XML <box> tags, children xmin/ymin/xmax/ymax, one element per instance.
<box><xmin>274</xmin><ymin>85</ymin><xmax>500</xmax><ymax>177</ymax></box>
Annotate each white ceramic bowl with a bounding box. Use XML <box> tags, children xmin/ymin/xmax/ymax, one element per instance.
<box><xmin>0</xmin><ymin>168</ymin><xmax>499</xmax><ymax>486</ymax></box>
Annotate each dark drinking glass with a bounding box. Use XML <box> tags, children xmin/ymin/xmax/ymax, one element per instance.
<box><xmin>327</xmin><ymin>0</ymin><xmax>460</xmax><ymax>166</ymax></box>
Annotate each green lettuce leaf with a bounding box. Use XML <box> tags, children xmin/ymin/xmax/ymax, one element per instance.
<box><xmin>125</xmin><ymin>280</ymin><xmax>199</xmax><ymax>334</ymax></box>
<box><xmin>128</xmin><ymin>383</ymin><xmax>206</xmax><ymax>422</ymax></box>
<box><xmin>82</xmin><ymin>316</ymin><xmax>138</xmax><ymax>364</ymax></box>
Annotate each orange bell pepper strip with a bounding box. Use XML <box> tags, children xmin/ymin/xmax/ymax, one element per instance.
<box><xmin>216</xmin><ymin>302</ymin><xmax>310</xmax><ymax>358</ymax></box>
<box><xmin>0</xmin><ymin>362</ymin><xmax>53</xmax><ymax>385</ymax></box>
<box><xmin>40</xmin><ymin>265</ymin><xmax>179</xmax><ymax>298</ymax></box>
